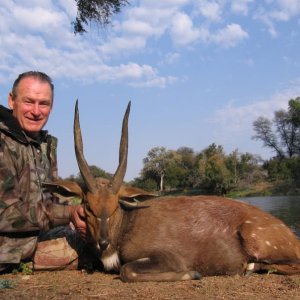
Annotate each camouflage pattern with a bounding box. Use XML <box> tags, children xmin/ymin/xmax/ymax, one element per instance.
<box><xmin>0</xmin><ymin>105</ymin><xmax>72</xmax><ymax>268</ymax></box>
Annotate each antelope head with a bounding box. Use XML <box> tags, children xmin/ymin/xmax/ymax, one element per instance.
<box><xmin>73</xmin><ymin>100</ymin><xmax>131</xmax><ymax>251</ymax></box>
<box><xmin>74</xmin><ymin>102</ymin><xmax>156</xmax><ymax>251</ymax></box>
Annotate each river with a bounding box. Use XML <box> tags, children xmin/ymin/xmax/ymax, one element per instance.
<box><xmin>238</xmin><ymin>195</ymin><xmax>300</xmax><ymax>238</ymax></box>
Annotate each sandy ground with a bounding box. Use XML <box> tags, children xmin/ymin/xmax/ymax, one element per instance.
<box><xmin>1</xmin><ymin>270</ymin><xmax>300</xmax><ymax>300</ymax></box>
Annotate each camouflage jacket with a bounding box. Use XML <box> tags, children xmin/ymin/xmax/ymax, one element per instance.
<box><xmin>0</xmin><ymin>105</ymin><xmax>71</xmax><ymax>264</ymax></box>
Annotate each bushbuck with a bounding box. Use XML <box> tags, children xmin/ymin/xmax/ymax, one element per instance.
<box><xmin>46</xmin><ymin>101</ymin><xmax>300</xmax><ymax>282</ymax></box>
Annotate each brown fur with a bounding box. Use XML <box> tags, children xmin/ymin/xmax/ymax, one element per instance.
<box><xmin>49</xmin><ymin>180</ymin><xmax>300</xmax><ymax>282</ymax></box>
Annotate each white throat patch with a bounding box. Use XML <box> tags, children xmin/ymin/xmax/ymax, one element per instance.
<box><xmin>101</xmin><ymin>251</ymin><xmax>120</xmax><ymax>271</ymax></box>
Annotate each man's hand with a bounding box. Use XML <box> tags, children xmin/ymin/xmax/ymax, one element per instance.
<box><xmin>68</xmin><ymin>205</ymin><xmax>87</xmax><ymax>239</ymax></box>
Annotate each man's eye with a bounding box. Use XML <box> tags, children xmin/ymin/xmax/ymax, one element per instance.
<box><xmin>40</xmin><ymin>102</ymin><xmax>51</xmax><ymax>107</ymax></box>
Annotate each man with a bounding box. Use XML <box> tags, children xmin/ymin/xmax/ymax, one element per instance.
<box><xmin>0</xmin><ymin>71</ymin><xmax>87</xmax><ymax>272</ymax></box>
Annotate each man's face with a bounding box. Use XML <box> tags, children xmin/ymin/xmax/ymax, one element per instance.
<box><xmin>8</xmin><ymin>77</ymin><xmax>53</xmax><ymax>133</ymax></box>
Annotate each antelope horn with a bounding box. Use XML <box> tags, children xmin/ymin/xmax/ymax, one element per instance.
<box><xmin>74</xmin><ymin>100</ymin><xmax>98</xmax><ymax>194</ymax></box>
<box><xmin>111</xmin><ymin>101</ymin><xmax>131</xmax><ymax>194</ymax></box>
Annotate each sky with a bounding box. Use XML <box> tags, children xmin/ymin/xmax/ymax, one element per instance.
<box><xmin>1</xmin><ymin>0</ymin><xmax>300</xmax><ymax>181</ymax></box>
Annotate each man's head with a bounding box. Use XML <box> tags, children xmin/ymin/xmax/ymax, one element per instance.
<box><xmin>8</xmin><ymin>71</ymin><xmax>54</xmax><ymax>134</ymax></box>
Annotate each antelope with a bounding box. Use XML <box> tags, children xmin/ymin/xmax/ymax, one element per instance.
<box><xmin>47</xmin><ymin>101</ymin><xmax>300</xmax><ymax>282</ymax></box>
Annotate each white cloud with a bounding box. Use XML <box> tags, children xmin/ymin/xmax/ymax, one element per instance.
<box><xmin>210</xmin><ymin>79</ymin><xmax>300</xmax><ymax>133</ymax></box>
<box><xmin>231</xmin><ymin>0</ymin><xmax>253</xmax><ymax>16</ymax></box>
<box><xmin>130</xmin><ymin>75</ymin><xmax>178</xmax><ymax>88</ymax></box>
<box><xmin>170</xmin><ymin>12</ymin><xmax>208</xmax><ymax>45</ymax></box>
<box><xmin>12</xmin><ymin>7</ymin><xmax>66</xmax><ymax>32</ymax></box>
<box><xmin>1</xmin><ymin>0</ymin><xmax>299</xmax><ymax>88</ymax></box>
<box><xmin>277</xmin><ymin>0</ymin><xmax>300</xmax><ymax>17</ymax></box>
<box><xmin>210</xmin><ymin>23</ymin><xmax>249</xmax><ymax>48</ymax></box>
<box><xmin>99</xmin><ymin>36</ymin><xmax>147</xmax><ymax>56</ymax></box>
<box><xmin>254</xmin><ymin>0</ymin><xmax>300</xmax><ymax>37</ymax></box>
<box><xmin>121</xmin><ymin>19</ymin><xmax>158</xmax><ymax>36</ymax></box>
<box><xmin>57</xmin><ymin>0</ymin><xmax>77</xmax><ymax>18</ymax></box>
<box><xmin>196</xmin><ymin>0</ymin><xmax>223</xmax><ymax>22</ymax></box>
<box><xmin>162</xmin><ymin>52</ymin><xmax>180</xmax><ymax>65</ymax></box>
<box><xmin>0</xmin><ymin>0</ymin><xmax>176</xmax><ymax>87</ymax></box>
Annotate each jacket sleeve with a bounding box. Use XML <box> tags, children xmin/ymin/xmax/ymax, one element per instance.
<box><xmin>0</xmin><ymin>139</ymin><xmax>71</xmax><ymax>233</ymax></box>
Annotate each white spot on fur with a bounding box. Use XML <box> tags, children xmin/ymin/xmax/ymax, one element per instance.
<box><xmin>247</xmin><ymin>263</ymin><xmax>255</xmax><ymax>271</ymax></box>
<box><xmin>101</xmin><ymin>251</ymin><xmax>120</xmax><ymax>271</ymax></box>
<box><xmin>181</xmin><ymin>273</ymin><xmax>192</xmax><ymax>280</ymax></box>
<box><xmin>257</xmin><ymin>227</ymin><xmax>264</xmax><ymax>230</ymax></box>
<box><xmin>273</xmin><ymin>246</ymin><xmax>278</xmax><ymax>250</ymax></box>
<box><xmin>251</xmin><ymin>233</ymin><xmax>256</xmax><ymax>238</ymax></box>
<box><xmin>265</xmin><ymin>241</ymin><xmax>271</xmax><ymax>247</ymax></box>
<box><xmin>136</xmin><ymin>257</ymin><xmax>150</xmax><ymax>263</ymax></box>
<box><xmin>245</xmin><ymin>220</ymin><xmax>252</xmax><ymax>224</ymax></box>
<box><xmin>131</xmin><ymin>272</ymin><xmax>137</xmax><ymax>277</ymax></box>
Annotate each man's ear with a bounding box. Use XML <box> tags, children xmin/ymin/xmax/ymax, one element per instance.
<box><xmin>8</xmin><ymin>92</ymin><xmax>14</xmax><ymax>110</ymax></box>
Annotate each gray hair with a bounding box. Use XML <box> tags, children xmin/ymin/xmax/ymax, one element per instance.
<box><xmin>11</xmin><ymin>71</ymin><xmax>54</xmax><ymax>100</ymax></box>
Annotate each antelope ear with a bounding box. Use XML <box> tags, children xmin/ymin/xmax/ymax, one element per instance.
<box><xmin>43</xmin><ymin>180</ymin><xmax>84</xmax><ymax>198</ymax></box>
<box><xmin>118</xmin><ymin>185</ymin><xmax>158</xmax><ymax>201</ymax></box>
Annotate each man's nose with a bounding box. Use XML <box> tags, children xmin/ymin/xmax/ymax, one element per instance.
<box><xmin>32</xmin><ymin>103</ymin><xmax>41</xmax><ymax>116</ymax></box>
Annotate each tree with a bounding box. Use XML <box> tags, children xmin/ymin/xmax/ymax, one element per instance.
<box><xmin>197</xmin><ymin>144</ymin><xmax>233</xmax><ymax>194</ymax></box>
<box><xmin>253</xmin><ymin>117</ymin><xmax>284</xmax><ymax>158</ymax></box>
<box><xmin>142</xmin><ymin>147</ymin><xmax>170</xmax><ymax>191</ymax></box>
<box><xmin>253</xmin><ymin>97</ymin><xmax>300</xmax><ymax>158</ymax></box>
<box><xmin>64</xmin><ymin>165</ymin><xmax>112</xmax><ymax>185</ymax></box>
<box><xmin>289</xmin><ymin>97</ymin><xmax>300</xmax><ymax>127</ymax></box>
<box><xmin>73</xmin><ymin>0</ymin><xmax>129</xmax><ymax>34</ymax></box>
<box><xmin>226</xmin><ymin>150</ymin><xmax>265</xmax><ymax>186</ymax></box>
<box><xmin>253</xmin><ymin>98</ymin><xmax>300</xmax><ymax>185</ymax></box>
<box><xmin>173</xmin><ymin>147</ymin><xmax>197</xmax><ymax>188</ymax></box>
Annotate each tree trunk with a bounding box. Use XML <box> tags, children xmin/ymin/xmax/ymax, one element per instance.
<box><xmin>160</xmin><ymin>173</ymin><xmax>164</xmax><ymax>191</ymax></box>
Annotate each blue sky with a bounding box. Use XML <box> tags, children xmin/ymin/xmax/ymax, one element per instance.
<box><xmin>1</xmin><ymin>0</ymin><xmax>300</xmax><ymax>180</ymax></box>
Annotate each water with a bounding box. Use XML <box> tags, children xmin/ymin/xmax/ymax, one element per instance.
<box><xmin>238</xmin><ymin>196</ymin><xmax>300</xmax><ymax>238</ymax></box>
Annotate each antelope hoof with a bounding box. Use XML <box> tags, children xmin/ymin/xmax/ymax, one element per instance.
<box><xmin>181</xmin><ymin>271</ymin><xmax>202</xmax><ymax>280</ymax></box>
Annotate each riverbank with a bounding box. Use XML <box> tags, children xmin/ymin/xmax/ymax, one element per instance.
<box><xmin>226</xmin><ymin>180</ymin><xmax>300</xmax><ymax>198</ymax></box>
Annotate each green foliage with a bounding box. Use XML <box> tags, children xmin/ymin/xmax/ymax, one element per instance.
<box><xmin>73</xmin><ymin>0</ymin><xmax>129</xmax><ymax>34</ymax></box>
<box><xmin>12</xmin><ymin>262</ymin><xmax>33</xmax><ymax>275</ymax></box>
<box><xmin>253</xmin><ymin>97</ymin><xmax>300</xmax><ymax>185</ymax></box>
<box><xmin>197</xmin><ymin>144</ymin><xmax>237</xmax><ymax>194</ymax></box>
<box><xmin>264</xmin><ymin>157</ymin><xmax>300</xmax><ymax>183</ymax></box>
<box><xmin>253</xmin><ymin>97</ymin><xmax>300</xmax><ymax>158</ymax></box>
<box><xmin>0</xmin><ymin>279</ymin><xmax>14</xmax><ymax>289</ymax></box>
<box><xmin>289</xmin><ymin>97</ymin><xmax>300</xmax><ymax>127</ymax></box>
<box><xmin>64</xmin><ymin>165</ymin><xmax>112</xmax><ymax>185</ymax></box>
<box><xmin>136</xmin><ymin>144</ymin><xmax>264</xmax><ymax>195</ymax></box>
<box><xmin>130</xmin><ymin>177</ymin><xmax>157</xmax><ymax>191</ymax></box>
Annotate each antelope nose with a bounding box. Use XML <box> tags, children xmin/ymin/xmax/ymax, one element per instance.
<box><xmin>99</xmin><ymin>239</ymin><xmax>109</xmax><ymax>250</ymax></box>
